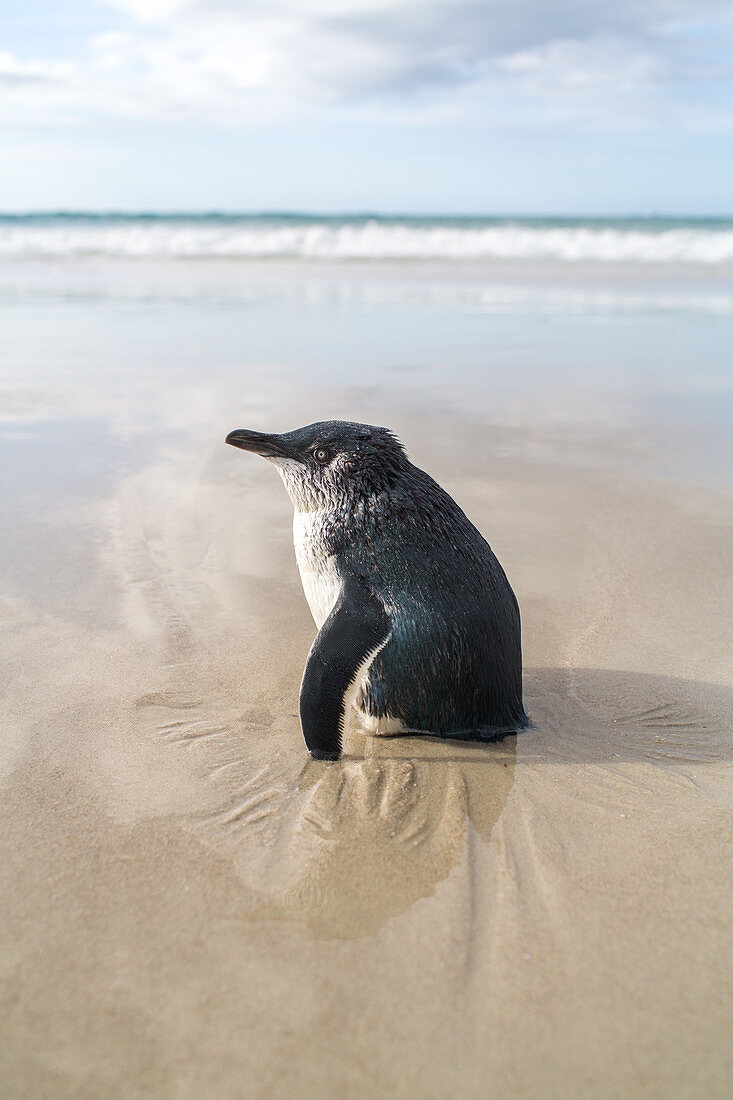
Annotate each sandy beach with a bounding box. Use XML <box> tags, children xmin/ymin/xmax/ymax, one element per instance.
<box><xmin>2</xmin><ymin>252</ymin><xmax>732</xmax><ymax>1098</ymax></box>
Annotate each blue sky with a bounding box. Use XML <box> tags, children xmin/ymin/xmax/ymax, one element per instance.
<box><xmin>1</xmin><ymin>0</ymin><xmax>732</xmax><ymax>214</ymax></box>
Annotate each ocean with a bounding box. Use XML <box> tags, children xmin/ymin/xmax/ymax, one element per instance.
<box><xmin>2</xmin><ymin>212</ymin><xmax>733</xmax><ymax>263</ymax></box>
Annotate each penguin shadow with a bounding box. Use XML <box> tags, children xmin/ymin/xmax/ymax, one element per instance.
<box><xmin>202</xmin><ymin>733</ymin><xmax>516</xmax><ymax>939</ymax></box>
<box><xmin>522</xmin><ymin>667</ymin><xmax>733</xmax><ymax>767</ymax></box>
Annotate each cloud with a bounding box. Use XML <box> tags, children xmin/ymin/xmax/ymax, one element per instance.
<box><xmin>0</xmin><ymin>51</ymin><xmax>71</xmax><ymax>87</ymax></box>
<box><xmin>1</xmin><ymin>0</ymin><xmax>731</xmax><ymax>130</ymax></box>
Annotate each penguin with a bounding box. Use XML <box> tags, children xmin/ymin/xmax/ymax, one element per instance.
<box><xmin>226</xmin><ymin>421</ymin><xmax>527</xmax><ymax>760</ymax></box>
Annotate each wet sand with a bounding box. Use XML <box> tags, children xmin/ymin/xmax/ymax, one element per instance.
<box><xmin>2</xmin><ymin>259</ymin><xmax>732</xmax><ymax>1097</ymax></box>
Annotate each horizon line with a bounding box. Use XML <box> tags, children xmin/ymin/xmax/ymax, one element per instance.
<box><xmin>1</xmin><ymin>209</ymin><xmax>732</xmax><ymax>222</ymax></box>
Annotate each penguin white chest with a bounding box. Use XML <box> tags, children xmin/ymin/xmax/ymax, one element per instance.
<box><xmin>292</xmin><ymin>509</ymin><xmax>342</xmax><ymax>629</ymax></box>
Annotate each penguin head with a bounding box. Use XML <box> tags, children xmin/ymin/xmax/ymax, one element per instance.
<box><xmin>226</xmin><ymin>420</ymin><xmax>407</xmax><ymax>510</ymax></box>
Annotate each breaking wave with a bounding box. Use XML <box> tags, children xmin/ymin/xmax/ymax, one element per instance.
<box><xmin>2</xmin><ymin>214</ymin><xmax>733</xmax><ymax>264</ymax></box>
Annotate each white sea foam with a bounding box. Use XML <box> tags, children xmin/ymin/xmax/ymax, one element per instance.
<box><xmin>2</xmin><ymin>217</ymin><xmax>733</xmax><ymax>264</ymax></box>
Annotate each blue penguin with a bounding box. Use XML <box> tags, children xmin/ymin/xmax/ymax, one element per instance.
<box><xmin>226</xmin><ymin>421</ymin><xmax>527</xmax><ymax>760</ymax></box>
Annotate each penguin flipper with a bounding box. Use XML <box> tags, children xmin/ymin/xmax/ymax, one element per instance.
<box><xmin>299</xmin><ymin>575</ymin><xmax>390</xmax><ymax>760</ymax></box>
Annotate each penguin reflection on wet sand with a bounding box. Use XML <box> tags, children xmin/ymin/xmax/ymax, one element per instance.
<box><xmin>226</xmin><ymin>421</ymin><xmax>527</xmax><ymax>759</ymax></box>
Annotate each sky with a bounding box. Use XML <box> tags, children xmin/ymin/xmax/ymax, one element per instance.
<box><xmin>1</xmin><ymin>0</ymin><xmax>732</xmax><ymax>214</ymax></box>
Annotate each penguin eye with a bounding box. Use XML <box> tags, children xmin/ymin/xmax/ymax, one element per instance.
<box><xmin>312</xmin><ymin>446</ymin><xmax>331</xmax><ymax>465</ymax></box>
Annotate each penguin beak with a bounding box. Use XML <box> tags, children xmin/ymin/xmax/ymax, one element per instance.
<box><xmin>225</xmin><ymin>429</ymin><xmax>293</xmax><ymax>459</ymax></box>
